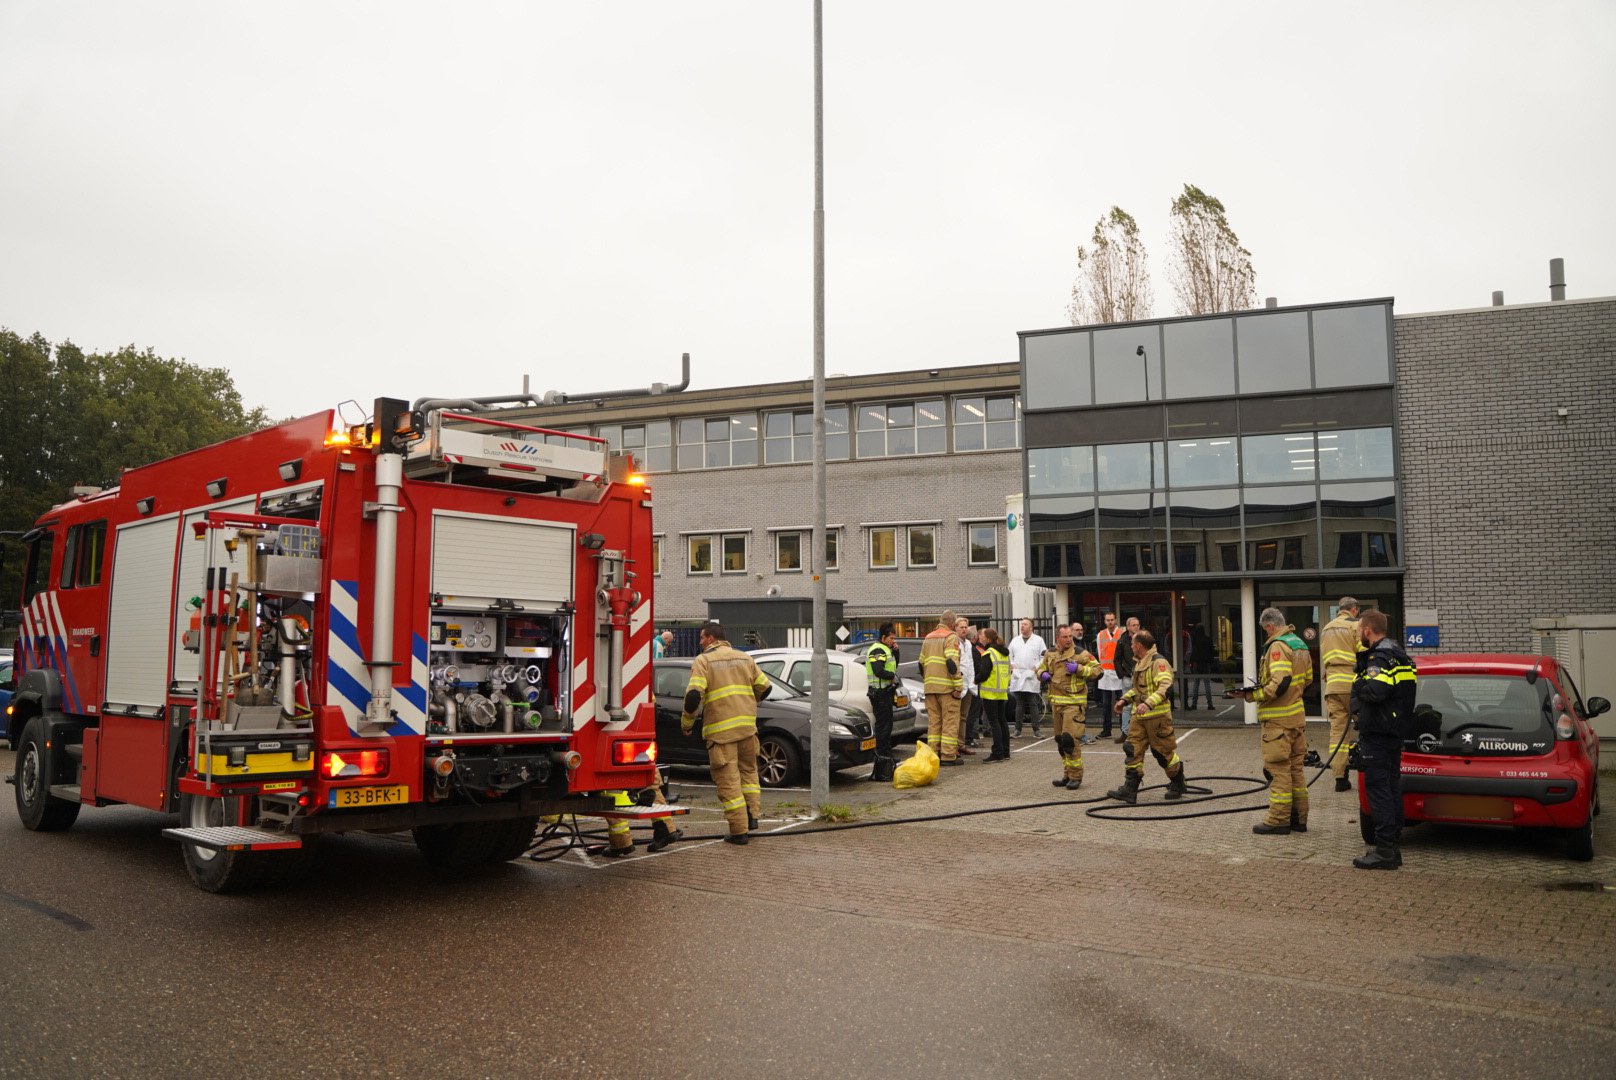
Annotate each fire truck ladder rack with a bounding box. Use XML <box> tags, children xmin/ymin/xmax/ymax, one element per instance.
<box><xmin>403</xmin><ymin>412</ymin><xmax>610</xmax><ymax>489</ymax></box>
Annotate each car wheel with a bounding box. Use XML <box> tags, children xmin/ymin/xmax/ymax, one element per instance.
<box><xmin>756</xmin><ymin>732</ymin><xmax>802</xmax><ymax>788</ymax></box>
<box><xmin>1359</xmin><ymin>812</ymin><xmax>1376</xmax><ymax>846</ymax></box>
<box><xmin>14</xmin><ymin>718</ymin><xmax>80</xmax><ymax>832</ymax></box>
<box><xmin>1566</xmin><ymin>819</ymin><xmax>1595</xmax><ymax>862</ymax></box>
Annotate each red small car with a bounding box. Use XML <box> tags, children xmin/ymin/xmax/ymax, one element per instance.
<box><xmin>1358</xmin><ymin>654</ymin><xmax>1607</xmax><ymax>860</ymax></box>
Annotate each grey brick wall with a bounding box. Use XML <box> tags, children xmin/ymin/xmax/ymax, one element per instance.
<box><xmin>648</xmin><ymin>450</ymin><xmax>1020</xmax><ymax>623</ymax></box>
<box><xmin>1396</xmin><ymin>297</ymin><xmax>1616</xmax><ymax>652</ymax></box>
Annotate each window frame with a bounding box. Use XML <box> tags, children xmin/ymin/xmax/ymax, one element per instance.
<box><xmin>651</xmin><ymin>536</ymin><xmax>663</xmax><ymax>577</ymax></box>
<box><xmin>868</xmin><ymin>526</ymin><xmax>898</xmax><ymax>570</ymax></box>
<box><xmin>953</xmin><ymin>394</ymin><xmax>1021</xmax><ymax>453</ymax></box>
<box><xmin>687</xmin><ymin>535</ymin><xmax>714</xmax><ymax>575</ymax></box>
<box><xmin>720</xmin><ymin>533</ymin><xmax>748</xmax><ymax>574</ymax></box>
<box><xmin>906</xmin><ymin>525</ymin><xmax>937</xmax><ymax>569</ymax></box>
<box><xmin>855</xmin><ymin>398</ymin><xmax>946</xmax><ymax>459</ymax></box>
<box><xmin>967</xmin><ymin>523</ymin><xmax>999</xmax><ymax>567</ymax></box>
<box><xmin>775</xmin><ymin>531</ymin><xmax>803</xmax><ymax>573</ymax></box>
<box><xmin>677</xmin><ymin>413</ymin><xmax>759</xmax><ymax>471</ymax></box>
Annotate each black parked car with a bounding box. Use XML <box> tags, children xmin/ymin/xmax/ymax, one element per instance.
<box><xmin>653</xmin><ymin>660</ymin><xmax>875</xmax><ymax>786</ymax></box>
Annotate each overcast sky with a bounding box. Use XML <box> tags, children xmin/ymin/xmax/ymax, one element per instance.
<box><xmin>3</xmin><ymin>2</ymin><xmax>1612</xmax><ymax>420</ymax></box>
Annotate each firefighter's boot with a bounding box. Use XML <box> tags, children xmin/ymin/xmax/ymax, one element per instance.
<box><xmin>1290</xmin><ymin>808</ymin><xmax>1308</xmax><ymax>833</ymax></box>
<box><xmin>1353</xmin><ymin>843</ymin><xmax>1402</xmax><ymax>870</ymax></box>
<box><xmin>1054</xmin><ymin>733</ymin><xmax>1076</xmax><ymax>787</ymax></box>
<box><xmin>1106</xmin><ymin>772</ymin><xmax>1141</xmax><ymax>805</ymax></box>
<box><xmin>647</xmin><ymin>821</ymin><xmax>683</xmax><ymax>853</ymax></box>
<box><xmin>1163</xmin><ymin>772</ymin><xmax>1189</xmax><ymax>801</ymax></box>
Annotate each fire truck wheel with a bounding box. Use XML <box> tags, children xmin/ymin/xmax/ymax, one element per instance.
<box><xmin>756</xmin><ymin>733</ymin><xmax>802</xmax><ymax>788</ymax></box>
<box><xmin>412</xmin><ymin>816</ymin><xmax>542</xmax><ymax>871</ymax></box>
<box><xmin>14</xmin><ymin>718</ymin><xmax>81</xmax><ymax>832</ymax></box>
<box><xmin>178</xmin><ymin>793</ymin><xmax>268</xmax><ymax>893</ymax></box>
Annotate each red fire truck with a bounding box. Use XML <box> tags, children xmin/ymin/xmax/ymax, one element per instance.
<box><xmin>7</xmin><ymin>397</ymin><xmax>666</xmax><ymax>891</ymax></box>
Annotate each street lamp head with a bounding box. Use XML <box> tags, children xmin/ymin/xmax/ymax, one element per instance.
<box><xmin>1136</xmin><ymin>345</ymin><xmax>1146</xmax><ymax>357</ymax></box>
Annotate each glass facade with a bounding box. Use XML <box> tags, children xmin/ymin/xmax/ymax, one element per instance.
<box><xmin>1021</xmin><ymin>300</ymin><xmax>1399</xmax><ymax>583</ymax></box>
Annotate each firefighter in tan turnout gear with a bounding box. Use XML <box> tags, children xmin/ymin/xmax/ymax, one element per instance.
<box><xmin>920</xmin><ymin>609</ymin><xmax>965</xmax><ymax>766</ymax></box>
<box><xmin>1318</xmin><ymin>597</ymin><xmax>1362</xmax><ymax>792</ymax></box>
<box><xmin>1038</xmin><ymin>625</ymin><xmax>1102</xmax><ymax>790</ymax></box>
<box><xmin>681</xmin><ymin>622</ymin><xmax>772</xmax><ymax>845</ymax></box>
<box><xmin>1106</xmin><ymin>631</ymin><xmax>1188</xmax><ymax>804</ymax></box>
<box><xmin>1234</xmin><ymin>608</ymin><xmax>1315</xmax><ymax>835</ymax></box>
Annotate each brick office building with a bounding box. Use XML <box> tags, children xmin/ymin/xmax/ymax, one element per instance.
<box><xmin>491</xmin><ymin>293</ymin><xmax>1613</xmax><ymax>667</ymax></box>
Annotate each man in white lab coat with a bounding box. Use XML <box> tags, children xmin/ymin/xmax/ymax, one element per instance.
<box><xmin>1007</xmin><ymin>617</ymin><xmax>1048</xmax><ymax>738</ymax></box>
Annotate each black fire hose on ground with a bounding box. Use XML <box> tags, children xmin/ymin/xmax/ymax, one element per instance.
<box><xmin>527</xmin><ymin>734</ymin><xmax>1353</xmax><ymax>857</ymax></box>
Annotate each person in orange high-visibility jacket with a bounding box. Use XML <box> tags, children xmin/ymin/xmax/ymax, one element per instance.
<box><xmin>1037</xmin><ymin>624</ymin><xmax>1102</xmax><ymax>789</ymax></box>
<box><xmin>1234</xmin><ymin>608</ymin><xmax>1315</xmax><ymax>835</ymax></box>
<box><xmin>682</xmin><ymin>622</ymin><xmax>772</xmax><ymax>845</ymax></box>
<box><xmin>919</xmin><ymin>609</ymin><xmax>965</xmax><ymax>765</ymax></box>
<box><xmin>1106</xmin><ymin>631</ymin><xmax>1188</xmax><ymax>804</ymax></box>
<box><xmin>1318</xmin><ymin>597</ymin><xmax>1362</xmax><ymax>792</ymax></box>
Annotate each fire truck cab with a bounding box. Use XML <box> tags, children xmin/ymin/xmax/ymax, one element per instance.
<box><xmin>9</xmin><ymin>399</ymin><xmax>667</xmax><ymax>891</ymax></box>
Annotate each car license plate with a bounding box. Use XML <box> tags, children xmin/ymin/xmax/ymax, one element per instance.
<box><xmin>329</xmin><ymin>784</ymin><xmax>409</xmax><ymax>809</ymax></box>
<box><xmin>1423</xmin><ymin>794</ymin><xmax>1514</xmax><ymax>822</ymax></box>
<box><xmin>860</xmin><ymin>737</ymin><xmax>876</xmax><ymax>751</ymax></box>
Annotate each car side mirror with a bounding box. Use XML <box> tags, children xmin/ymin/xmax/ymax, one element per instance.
<box><xmin>1587</xmin><ymin>696</ymin><xmax>1611</xmax><ymax>718</ymax></box>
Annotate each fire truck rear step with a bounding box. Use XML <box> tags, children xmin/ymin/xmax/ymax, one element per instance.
<box><xmin>596</xmin><ymin>803</ymin><xmax>687</xmax><ymax>821</ymax></box>
<box><xmin>161</xmin><ymin>826</ymin><xmax>303</xmax><ymax>852</ymax></box>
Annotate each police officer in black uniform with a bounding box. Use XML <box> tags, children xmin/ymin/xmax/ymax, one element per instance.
<box><xmin>1350</xmin><ymin>608</ymin><xmax>1418</xmax><ymax>870</ymax></box>
<box><xmin>865</xmin><ymin>623</ymin><xmax>900</xmax><ymax>782</ymax></box>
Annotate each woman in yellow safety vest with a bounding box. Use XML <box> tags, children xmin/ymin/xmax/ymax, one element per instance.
<box><xmin>979</xmin><ymin>628</ymin><xmax>1013</xmax><ymax>762</ymax></box>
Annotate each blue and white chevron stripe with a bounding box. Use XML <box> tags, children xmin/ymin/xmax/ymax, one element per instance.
<box><xmin>325</xmin><ymin>579</ymin><xmax>426</xmax><ymax>736</ymax></box>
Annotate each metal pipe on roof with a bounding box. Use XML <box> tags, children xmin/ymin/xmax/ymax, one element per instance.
<box><xmin>1550</xmin><ymin>258</ymin><xmax>1566</xmax><ymax>301</ymax></box>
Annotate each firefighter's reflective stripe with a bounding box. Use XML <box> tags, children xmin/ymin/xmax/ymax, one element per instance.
<box><xmin>1124</xmin><ymin>652</ymin><xmax>1175</xmax><ymax>721</ymax></box>
<box><xmin>919</xmin><ymin>629</ymin><xmax>962</xmax><ymax>694</ymax></box>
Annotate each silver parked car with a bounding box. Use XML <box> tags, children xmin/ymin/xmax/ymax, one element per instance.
<box><xmin>750</xmin><ymin>648</ymin><xmax>924</xmax><ymax>743</ymax></box>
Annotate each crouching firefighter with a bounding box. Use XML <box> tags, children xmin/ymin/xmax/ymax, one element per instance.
<box><xmin>1107</xmin><ymin>631</ymin><xmax>1188</xmax><ymax>804</ymax></box>
<box><xmin>1234</xmin><ymin>608</ymin><xmax>1314</xmax><ymax>836</ymax></box>
<box><xmin>682</xmin><ymin>622</ymin><xmax>773</xmax><ymax>845</ymax></box>
<box><xmin>865</xmin><ymin>623</ymin><xmax>900</xmax><ymax>783</ymax></box>
<box><xmin>1351</xmin><ymin>609</ymin><xmax>1418</xmax><ymax>870</ymax></box>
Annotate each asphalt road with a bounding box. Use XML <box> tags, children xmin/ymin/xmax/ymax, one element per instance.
<box><xmin>1</xmin><ymin>735</ymin><xmax>1613</xmax><ymax>1079</ymax></box>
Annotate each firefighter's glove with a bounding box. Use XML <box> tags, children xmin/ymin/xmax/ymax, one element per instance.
<box><xmin>1039</xmin><ymin>670</ymin><xmax>1052</xmax><ymax>683</ymax></box>
<box><xmin>1065</xmin><ymin>660</ymin><xmax>1079</xmax><ymax>675</ymax></box>
<box><xmin>680</xmin><ymin>714</ymin><xmax>695</xmax><ymax>736</ymax></box>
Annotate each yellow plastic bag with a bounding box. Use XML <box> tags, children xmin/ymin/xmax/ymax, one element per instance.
<box><xmin>893</xmin><ymin>739</ymin><xmax>940</xmax><ymax>789</ymax></box>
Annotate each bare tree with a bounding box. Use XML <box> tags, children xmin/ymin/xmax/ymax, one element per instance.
<box><xmin>1167</xmin><ymin>184</ymin><xmax>1257</xmax><ymax>315</ymax></box>
<box><xmin>1066</xmin><ymin>206</ymin><xmax>1153</xmax><ymax>326</ymax></box>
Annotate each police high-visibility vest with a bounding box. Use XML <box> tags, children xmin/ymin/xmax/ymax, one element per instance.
<box><xmin>865</xmin><ymin>641</ymin><xmax>896</xmax><ymax>690</ymax></box>
<box><xmin>1097</xmin><ymin>628</ymin><xmax>1122</xmax><ymax>673</ymax></box>
<box><xmin>980</xmin><ymin>646</ymin><xmax>1010</xmax><ymax>701</ymax></box>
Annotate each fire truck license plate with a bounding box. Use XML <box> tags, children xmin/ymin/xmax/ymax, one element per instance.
<box><xmin>329</xmin><ymin>785</ymin><xmax>409</xmax><ymax>809</ymax></box>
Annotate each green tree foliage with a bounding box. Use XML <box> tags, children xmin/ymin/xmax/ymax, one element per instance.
<box><xmin>0</xmin><ymin>329</ymin><xmax>269</xmax><ymax>609</ymax></box>
<box><xmin>1167</xmin><ymin>183</ymin><xmax>1257</xmax><ymax>315</ymax></box>
<box><xmin>1067</xmin><ymin>206</ymin><xmax>1154</xmax><ymax>326</ymax></box>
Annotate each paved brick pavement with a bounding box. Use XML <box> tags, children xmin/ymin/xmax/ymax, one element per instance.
<box><xmin>622</xmin><ymin>726</ymin><xmax>1616</xmax><ymax>1030</ymax></box>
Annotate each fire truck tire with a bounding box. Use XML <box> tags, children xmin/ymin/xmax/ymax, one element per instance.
<box><xmin>178</xmin><ymin>793</ymin><xmax>268</xmax><ymax>893</ymax></box>
<box><xmin>412</xmin><ymin>816</ymin><xmax>541</xmax><ymax>870</ymax></box>
<box><xmin>14</xmin><ymin>718</ymin><xmax>80</xmax><ymax>832</ymax></box>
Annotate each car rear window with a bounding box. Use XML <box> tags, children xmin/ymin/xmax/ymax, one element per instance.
<box><xmin>786</xmin><ymin>660</ymin><xmax>843</xmax><ymax>693</ymax></box>
<box><xmin>1417</xmin><ymin>675</ymin><xmax>1551</xmax><ymax>738</ymax></box>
